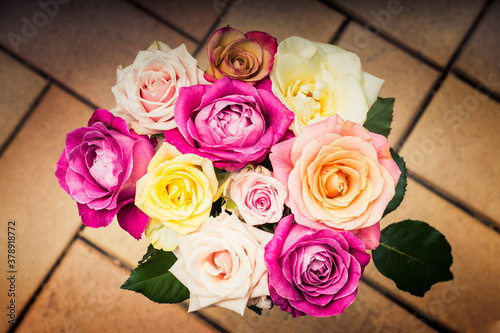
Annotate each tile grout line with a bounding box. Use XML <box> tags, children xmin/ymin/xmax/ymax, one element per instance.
<box><xmin>449</xmin><ymin>68</ymin><xmax>500</xmax><ymax>104</ymax></box>
<box><xmin>0</xmin><ymin>43</ymin><xmax>100</xmax><ymax>111</ymax></box>
<box><xmin>7</xmin><ymin>225</ymin><xmax>86</xmax><ymax>333</ymax></box>
<box><xmin>318</xmin><ymin>0</ymin><xmax>499</xmax><ymax>108</ymax></box>
<box><xmin>123</xmin><ymin>0</ymin><xmax>200</xmax><ymax>44</ymax></box>
<box><xmin>78</xmin><ymin>235</ymin><xmax>229</xmax><ymax>333</ymax></box>
<box><xmin>388</xmin><ymin>0</ymin><xmax>500</xmax><ymax>235</ymax></box>
<box><xmin>0</xmin><ymin>43</ymin><xmax>102</xmax><ymax>159</ymax></box>
<box><xmin>329</xmin><ymin>17</ymin><xmax>351</xmax><ymax>45</ymax></box>
<box><xmin>393</xmin><ymin>73</ymin><xmax>446</xmax><ymax>152</ymax></box>
<box><xmin>78</xmin><ymin>235</ymin><xmax>135</xmax><ymax>272</ymax></box>
<box><xmin>0</xmin><ymin>82</ymin><xmax>52</xmax><ymax>158</ymax></box>
<box><xmin>321</xmin><ymin>10</ymin><xmax>461</xmax><ymax>331</ymax></box>
<box><xmin>192</xmin><ymin>0</ymin><xmax>242</xmax><ymax>58</ymax></box>
<box><xmin>317</xmin><ymin>0</ymin><xmax>444</xmax><ymax>72</ymax></box>
<box><xmin>315</xmin><ymin>0</ymin><xmax>499</xmax><ymax>224</ymax></box>
<box><xmin>8</xmin><ymin>228</ymin><xmax>226</xmax><ymax>333</ymax></box>
<box><xmin>179</xmin><ymin>304</ymin><xmax>230</xmax><ymax>333</ymax></box>
<box><xmin>120</xmin><ymin>1</ymin><xmax>240</xmax><ymax>328</ymax></box>
<box><xmin>1</xmin><ymin>4</ymin><xmax>224</xmax><ymax>331</ymax></box>
<box><xmin>317</xmin><ymin>0</ymin><xmax>499</xmax><ymax>329</ymax></box>
<box><xmin>0</xmin><ymin>1</ymin><xmax>496</xmax><ymax>330</ymax></box>
<box><xmin>408</xmin><ymin>171</ymin><xmax>500</xmax><ymax>234</ymax></box>
<box><xmin>361</xmin><ymin>277</ymin><xmax>457</xmax><ymax>333</ymax></box>
<box><xmin>395</xmin><ymin>0</ymin><xmax>496</xmax><ymax>153</ymax></box>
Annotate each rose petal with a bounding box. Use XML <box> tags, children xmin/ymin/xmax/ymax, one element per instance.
<box><xmin>362</xmin><ymin>72</ymin><xmax>385</xmax><ymax>107</ymax></box>
<box><xmin>353</xmin><ymin>222</ymin><xmax>380</xmax><ymax>250</ymax></box>
<box><xmin>55</xmin><ymin>148</ymin><xmax>71</xmax><ymax>195</ymax></box>
<box><xmin>332</xmin><ymin>75</ymin><xmax>370</xmax><ymax>124</ymax></box>
<box><xmin>77</xmin><ymin>202</ymin><xmax>117</xmax><ymax>228</ymax></box>
<box><xmin>116</xmin><ymin>199</ymin><xmax>150</xmax><ymax>240</ymax></box>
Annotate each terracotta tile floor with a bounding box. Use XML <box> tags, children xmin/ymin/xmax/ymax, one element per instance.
<box><xmin>0</xmin><ymin>0</ymin><xmax>499</xmax><ymax>332</ymax></box>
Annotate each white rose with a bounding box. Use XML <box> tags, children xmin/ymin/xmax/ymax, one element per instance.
<box><xmin>169</xmin><ymin>212</ymin><xmax>272</xmax><ymax>315</ymax></box>
<box><xmin>112</xmin><ymin>42</ymin><xmax>209</xmax><ymax>135</ymax></box>
<box><xmin>270</xmin><ymin>36</ymin><xmax>384</xmax><ymax>134</ymax></box>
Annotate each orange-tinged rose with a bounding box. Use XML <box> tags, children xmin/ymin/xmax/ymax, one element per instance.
<box><xmin>270</xmin><ymin>115</ymin><xmax>400</xmax><ymax>234</ymax></box>
<box><xmin>204</xmin><ymin>27</ymin><xmax>277</xmax><ymax>85</ymax></box>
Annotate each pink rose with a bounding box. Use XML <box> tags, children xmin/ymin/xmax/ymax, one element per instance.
<box><xmin>204</xmin><ymin>27</ymin><xmax>277</xmax><ymax>85</ymax></box>
<box><xmin>270</xmin><ymin>115</ymin><xmax>400</xmax><ymax>248</ymax></box>
<box><xmin>228</xmin><ymin>165</ymin><xmax>287</xmax><ymax>225</ymax></box>
<box><xmin>112</xmin><ymin>42</ymin><xmax>209</xmax><ymax>135</ymax></box>
<box><xmin>169</xmin><ymin>212</ymin><xmax>272</xmax><ymax>315</ymax></box>
<box><xmin>163</xmin><ymin>77</ymin><xmax>294</xmax><ymax>172</ymax></box>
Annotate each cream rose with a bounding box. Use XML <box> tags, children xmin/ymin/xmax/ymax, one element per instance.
<box><xmin>270</xmin><ymin>36</ymin><xmax>384</xmax><ymax>134</ymax></box>
<box><xmin>135</xmin><ymin>143</ymin><xmax>219</xmax><ymax>251</ymax></box>
<box><xmin>112</xmin><ymin>42</ymin><xmax>209</xmax><ymax>135</ymax></box>
<box><xmin>169</xmin><ymin>212</ymin><xmax>272</xmax><ymax>315</ymax></box>
<box><xmin>227</xmin><ymin>165</ymin><xmax>287</xmax><ymax>225</ymax></box>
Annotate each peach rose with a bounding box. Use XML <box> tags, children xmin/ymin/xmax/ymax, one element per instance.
<box><xmin>270</xmin><ymin>115</ymin><xmax>400</xmax><ymax>233</ymax></box>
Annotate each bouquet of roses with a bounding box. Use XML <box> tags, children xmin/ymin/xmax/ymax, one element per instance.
<box><xmin>55</xmin><ymin>27</ymin><xmax>453</xmax><ymax>318</ymax></box>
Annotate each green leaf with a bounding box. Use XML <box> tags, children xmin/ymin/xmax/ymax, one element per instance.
<box><xmin>258</xmin><ymin>223</ymin><xmax>276</xmax><ymax>234</ymax></box>
<box><xmin>383</xmin><ymin>149</ymin><xmax>407</xmax><ymax>217</ymax></box>
<box><xmin>215</xmin><ymin>167</ymin><xmax>231</xmax><ymax>187</ymax></box>
<box><xmin>151</xmin><ymin>133</ymin><xmax>165</xmax><ymax>140</ymax></box>
<box><xmin>259</xmin><ymin>155</ymin><xmax>274</xmax><ymax>172</ymax></box>
<box><xmin>224</xmin><ymin>197</ymin><xmax>239</xmax><ymax>214</ymax></box>
<box><xmin>247</xmin><ymin>304</ymin><xmax>262</xmax><ymax>316</ymax></box>
<box><xmin>363</xmin><ymin>97</ymin><xmax>394</xmax><ymax>137</ymax></box>
<box><xmin>121</xmin><ymin>249</ymin><xmax>189</xmax><ymax>303</ymax></box>
<box><xmin>137</xmin><ymin>244</ymin><xmax>157</xmax><ymax>265</ymax></box>
<box><xmin>372</xmin><ymin>220</ymin><xmax>453</xmax><ymax>297</ymax></box>
<box><xmin>210</xmin><ymin>197</ymin><xmax>224</xmax><ymax>217</ymax></box>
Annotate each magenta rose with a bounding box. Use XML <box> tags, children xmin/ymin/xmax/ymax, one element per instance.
<box><xmin>55</xmin><ymin>109</ymin><xmax>155</xmax><ymax>239</ymax></box>
<box><xmin>164</xmin><ymin>77</ymin><xmax>294</xmax><ymax>171</ymax></box>
<box><xmin>265</xmin><ymin>215</ymin><xmax>371</xmax><ymax>317</ymax></box>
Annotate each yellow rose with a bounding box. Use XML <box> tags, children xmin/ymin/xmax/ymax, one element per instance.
<box><xmin>135</xmin><ymin>143</ymin><xmax>219</xmax><ymax>251</ymax></box>
<box><xmin>270</xmin><ymin>36</ymin><xmax>384</xmax><ymax>134</ymax></box>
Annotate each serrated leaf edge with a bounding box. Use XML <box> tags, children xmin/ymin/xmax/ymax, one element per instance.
<box><xmin>383</xmin><ymin>149</ymin><xmax>407</xmax><ymax>217</ymax></box>
<box><xmin>363</xmin><ymin>97</ymin><xmax>395</xmax><ymax>138</ymax></box>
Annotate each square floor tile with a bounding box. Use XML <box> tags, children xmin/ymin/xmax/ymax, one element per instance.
<box><xmin>400</xmin><ymin>74</ymin><xmax>500</xmax><ymax>226</ymax></box>
<box><xmin>16</xmin><ymin>240</ymin><xmax>218</xmax><ymax>333</ymax></box>
<box><xmin>135</xmin><ymin>0</ymin><xmax>229</xmax><ymax>41</ymax></box>
<box><xmin>0</xmin><ymin>86</ymin><xmax>92</xmax><ymax>332</ymax></box>
<box><xmin>329</xmin><ymin>0</ymin><xmax>485</xmax><ymax>66</ymax></box>
<box><xmin>81</xmin><ymin>219</ymin><xmax>150</xmax><ymax>269</ymax></box>
<box><xmin>196</xmin><ymin>0</ymin><xmax>345</xmax><ymax>71</ymax></box>
<box><xmin>365</xmin><ymin>179</ymin><xmax>500</xmax><ymax>332</ymax></box>
<box><xmin>454</xmin><ymin>0</ymin><xmax>500</xmax><ymax>96</ymax></box>
<box><xmin>337</xmin><ymin>22</ymin><xmax>440</xmax><ymax>146</ymax></box>
<box><xmin>0</xmin><ymin>0</ymin><xmax>196</xmax><ymax>109</ymax></box>
<box><xmin>200</xmin><ymin>281</ymin><xmax>437</xmax><ymax>333</ymax></box>
<box><xmin>0</xmin><ymin>51</ymin><xmax>47</xmax><ymax>147</ymax></box>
